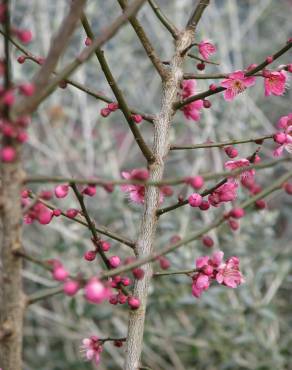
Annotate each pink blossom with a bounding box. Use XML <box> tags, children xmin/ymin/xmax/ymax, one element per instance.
<box><xmin>198</xmin><ymin>40</ymin><xmax>216</xmax><ymax>60</ymax></box>
<box><xmin>192</xmin><ymin>273</ymin><xmax>210</xmax><ymax>298</ymax></box>
<box><xmin>273</xmin><ymin>114</ymin><xmax>292</xmax><ymax>156</ymax></box>
<box><xmin>121</xmin><ymin>168</ymin><xmax>149</xmax><ymax>204</ymax></box>
<box><xmin>128</xmin><ymin>296</ymin><xmax>141</xmax><ymax>310</ymax></box>
<box><xmin>109</xmin><ymin>255</ymin><xmax>121</xmax><ymax>268</ymax></box>
<box><xmin>84</xmin><ymin>277</ymin><xmax>111</xmax><ymax>304</ymax></box>
<box><xmin>208</xmin><ymin>182</ymin><xmax>238</xmax><ymax>207</ymax></box>
<box><xmin>216</xmin><ymin>256</ymin><xmax>245</xmax><ymax>288</ymax></box>
<box><xmin>224</xmin><ymin>158</ymin><xmax>255</xmax><ymax>181</ymax></box>
<box><xmin>52</xmin><ymin>265</ymin><xmax>69</xmax><ymax>281</ymax></box>
<box><xmin>277</xmin><ymin>113</ymin><xmax>292</xmax><ymax>130</ymax></box>
<box><xmin>63</xmin><ymin>280</ymin><xmax>80</xmax><ymax>296</ymax></box>
<box><xmin>81</xmin><ymin>336</ymin><xmax>103</xmax><ymax>366</ymax></box>
<box><xmin>188</xmin><ymin>193</ymin><xmax>203</xmax><ymax>207</ymax></box>
<box><xmin>221</xmin><ymin>71</ymin><xmax>256</xmax><ymax>101</ymax></box>
<box><xmin>54</xmin><ymin>184</ymin><xmax>69</xmax><ymax>198</ymax></box>
<box><xmin>181</xmin><ymin>80</ymin><xmax>203</xmax><ymax>121</ymax></box>
<box><xmin>0</xmin><ymin>146</ymin><xmax>16</xmax><ymax>162</ymax></box>
<box><xmin>264</xmin><ymin>70</ymin><xmax>287</xmax><ymax>96</ymax></box>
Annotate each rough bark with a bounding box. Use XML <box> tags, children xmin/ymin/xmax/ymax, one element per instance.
<box><xmin>0</xmin><ymin>151</ymin><xmax>25</xmax><ymax>370</ymax></box>
<box><xmin>124</xmin><ymin>29</ymin><xmax>194</xmax><ymax>370</ymax></box>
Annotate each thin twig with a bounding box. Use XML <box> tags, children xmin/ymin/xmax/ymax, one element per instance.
<box><xmin>147</xmin><ymin>0</ymin><xmax>179</xmax><ymax>38</ymax></box>
<box><xmin>170</xmin><ymin>134</ymin><xmax>273</xmax><ymax>150</ymax></box>
<box><xmin>186</xmin><ymin>0</ymin><xmax>210</xmax><ymax>30</ymax></box>
<box><xmin>81</xmin><ymin>13</ymin><xmax>154</xmax><ymax>163</ymax></box>
<box><xmin>10</xmin><ymin>0</ymin><xmax>147</xmax><ymax>120</ymax></box>
<box><xmin>117</xmin><ymin>0</ymin><xmax>167</xmax><ymax>78</ymax></box>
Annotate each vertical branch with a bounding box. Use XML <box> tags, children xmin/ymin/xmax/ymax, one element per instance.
<box><xmin>0</xmin><ymin>2</ymin><xmax>25</xmax><ymax>370</ymax></box>
<box><xmin>124</xmin><ymin>27</ymin><xmax>195</xmax><ymax>370</ymax></box>
<box><xmin>124</xmin><ymin>2</ymin><xmax>210</xmax><ymax>368</ymax></box>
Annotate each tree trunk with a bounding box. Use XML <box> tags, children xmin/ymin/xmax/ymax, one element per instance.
<box><xmin>124</xmin><ymin>29</ymin><xmax>194</xmax><ymax>370</ymax></box>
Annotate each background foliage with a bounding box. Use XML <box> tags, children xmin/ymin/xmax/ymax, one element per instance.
<box><xmin>10</xmin><ymin>0</ymin><xmax>292</xmax><ymax>369</ymax></box>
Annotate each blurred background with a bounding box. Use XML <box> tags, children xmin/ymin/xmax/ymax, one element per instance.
<box><xmin>8</xmin><ymin>0</ymin><xmax>292</xmax><ymax>369</ymax></box>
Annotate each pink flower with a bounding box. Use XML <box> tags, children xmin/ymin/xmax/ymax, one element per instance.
<box><xmin>84</xmin><ymin>277</ymin><xmax>111</xmax><ymax>304</ymax></box>
<box><xmin>121</xmin><ymin>168</ymin><xmax>149</xmax><ymax>204</ymax></box>
<box><xmin>216</xmin><ymin>256</ymin><xmax>245</xmax><ymax>288</ymax></box>
<box><xmin>181</xmin><ymin>80</ymin><xmax>203</xmax><ymax>121</ymax></box>
<box><xmin>198</xmin><ymin>40</ymin><xmax>216</xmax><ymax>60</ymax></box>
<box><xmin>273</xmin><ymin>114</ymin><xmax>292</xmax><ymax>156</ymax></box>
<box><xmin>52</xmin><ymin>265</ymin><xmax>69</xmax><ymax>281</ymax></box>
<box><xmin>208</xmin><ymin>182</ymin><xmax>238</xmax><ymax>207</ymax></box>
<box><xmin>224</xmin><ymin>158</ymin><xmax>255</xmax><ymax>181</ymax></box>
<box><xmin>264</xmin><ymin>70</ymin><xmax>287</xmax><ymax>96</ymax></box>
<box><xmin>192</xmin><ymin>273</ymin><xmax>210</xmax><ymax>298</ymax></box>
<box><xmin>81</xmin><ymin>336</ymin><xmax>103</xmax><ymax>366</ymax></box>
<box><xmin>221</xmin><ymin>71</ymin><xmax>256</xmax><ymax>101</ymax></box>
<box><xmin>0</xmin><ymin>146</ymin><xmax>16</xmax><ymax>162</ymax></box>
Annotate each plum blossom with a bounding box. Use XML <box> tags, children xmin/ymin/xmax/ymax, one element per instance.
<box><xmin>216</xmin><ymin>256</ymin><xmax>245</xmax><ymax>288</ymax></box>
<box><xmin>181</xmin><ymin>80</ymin><xmax>203</xmax><ymax>121</ymax></box>
<box><xmin>224</xmin><ymin>158</ymin><xmax>255</xmax><ymax>182</ymax></box>
<box><xmin>221</xmin><ymin>71</ymin><xmax>256</xmax><ymax>101</ymax></box>
<box><xmin>273</xmin><ymin>113</ymin><xmax>292</xmax><ymax>156</ymax></box>
<box><xmin>192</xmin><ymin>251</ymin><xmax>244</xmax><ymax>298</ymax></box>
<box><xmin>84</xmin><ymin>277</ymin><xmax>111</xmax><ymax>304</ymax></box>
<box><xmin>264</xmin><ymin>70</ymin><xmax>287</xmax><ymax>96</ymax></box>
<box><xmin>208</xmin><ymin>182</ymin><xmax>238</xmax><ymax>207</ymax></box>
<box><xmin>198</xmin><ymin>40</ymin><xmax>216</xmax><ymax>60</ymax></box>
<box><xmin>81</xmin><ymin>336</ymin><xmax>103</xmax><ymax>366</ymax></box>
<box><xmin>121</xmin><ymin>168</ymin><xmax>172</xmax><ymax>204</ymax></box>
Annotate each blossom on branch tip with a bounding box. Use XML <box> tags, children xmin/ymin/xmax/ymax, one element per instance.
<box><xmin>224</xmin><ymin>158</ymin><xmax>255</xmax><ymax>182</ymax></box>
<box><xmin>221</xmin><ymin>71</ymin><xmax>256</xmax><ymax>101</ymax></box>
<box><xmin>84</xmin><ymin>277</ymin><xmax>111</xmax><ymax>304</ymax></box>
<box><xmin>81</xmin><ymin>336</ymin><xmax>103</xmax><ymax>366</ymax></box>
<box><xmin>264</xmin><ymin>70</ymin><xmax>287</xmax><ymax>96</ymax></box>
<box><xmin>198</xmin><ymin>40</ymin><xmax>216</xmax><ymax>60</ymax></box>
<box><xmin>208</xmin><ymin>182</ymin><xmax>238</xmax><ymax>207</ymax></box>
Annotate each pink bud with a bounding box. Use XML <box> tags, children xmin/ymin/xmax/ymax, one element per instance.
<box><xmin>128</xmin><ymin>296</ymin><xmax>140</xmax><ymax>310</ymax></box>
<box><xmin>54</xmin><ymin>184</ymin><xmax>69</xmax><ymax>198</ymax></box>
<box><xmin>118</xmin><ymin>293</ymin><xmax>127</xmax><ymax>304</ymax></box>
<box><xmin>209</xmin><ymin>83</ymin><xmax>217</xmax><ymax>91</ymax></box>
<box><xmin>107</xmin><ymin>102</ymin><xmax>119</xmax><ymax>112</ymax></box>
<box><xmin>255</xmin><ymin>199</ymin><xmax>267</xmax><ymax>209</ymax></box>
<box><xmin>187</xmin><ymin>176</ymin><xmax>204</xmax><ymax>190</ymax></box>
<box><xmin>40</xmin><ymin>190</ymin><xmax>53</xmax><ymax>200</ymax></box>
<box><xmin>83</xmin><ymin>185</ymin><xmax>96</xmax><ymax>197</ymax></box>
<box><xmin>2</xmin><ymin>90</ymin><xmax>15</xmax><ymax>106</ymax></box>
<box><xmin>85</xmin><ymin>37</ymin><xmax>92</xmax><ymax>46</ymax></box>
<box><xmin>1</xmin><ymin>146</ymin><xmax>16</xmax><ymax>162</ymax></box>
<box><xmin>84</xmin><ymin>277</ymin><xmax>111</xmax><ymax>304</ymax></box>
<box><xmin>228</xmin><ymin>219</ymin><xmax>239</xmax><ymax>231</ymax></box>
<box><xmin>202</xmin><ymin>235</ymin><xmax>214</xmax><ymax>248</ymax></box>
<box><xmin>109</xmin><ymin>256</ymin><xmax>121</xmax><ymax>268</ymax></box>
<box><xmin>53</xmin><ymin>209</ymin><xmax>62</xmax><ymax>217</ymax></box>
<box><xmin>132</xmin><ymin>268</ymin><xmax>145</xmax><ymax>280</ymax></box>
<box><xmin>121</xmin><ymin>277</ymin><xmax>132</xmax><ymax>286</ymax></box>
<box><xmin>17</xmin><ymin>55</ymin><xmax>26</xmax><ymax>64</ymax></box>
<box><xmin>229</xmin><ymin>207</ymin><xmax>245</xmax><ymax>219</ymax></box>
<box><xmin>66</xmin><ymin>208</ymin><xmax>79</xmax><ymax>218</ymax></box>
<box><xmin>159</xmin><ymin>256</ymin><xmax>170</xmax><ymax>270</ymax></box>
<box><xmin>63</xmin><ymin>280</ymin><xmax>80</xmax><ymax>296</ymax></box>
<box><xmin>188</xmin><ymin>193</ymin><xmax>203</xmax><ymax>207</ymax></box>
<box><xmin>266</xmin><ymin>56</ymin><xmax>273</xmax><ymax>64</ymax></box>
<box><xmin>199</xmin><ymin>200</ymin><xmax>210</xmax><ymax>211</ymax></box>
<box><xmin>203</xmin><ymin>99</ymin><xmax>211</xmax><ymax>108</ymax></box>
<box><xmin>132</xmin><ymin>114</ymin><xmax>143</xmax><ymax>124</ymax></box>
<box><xmin>19</xmin><ymin>83</ymin><xmax>35</xmax><ymax>96</ymax></box>
<box><xmin>53</xmin><ymin>266</ymin><xmax>69</xmax><ymax>281</ymax></box>
<box><xmin>100</xmin><ymin>241</ymin><xmax>111</xmax><ymax>252</ymax></box>
<box><xmin>16</xmin><ymin>29</ymin><xmax>33</xmax><ymax>44</ymax></box>
<box><xmin>84</xmin><ymin>251</ymin><xmax>97</xmax><ymax>261</ymax></box>
<box><xmin>17</xmin><ymin>131</ymin><xmax>28</xmax><ymax>143</ymax></box>
<box><xmin>224</xmin><ymin>146</ymin><xmax>238</xmax><ymax>158</ymax></box>
<box><xmin>109</xmin><ymin>295</ymin><xmax>118</xmax><ymax>305</ymax></box>
<box><xmin>100</xmin><ymin>108</ymin><xmax>111</xmax><ymax>117</ymax></box>
<box><xmin>197</xmin><ymin>62</ymin><xmax>205</xmax><ymax>70</ymax></box>
<box><xmin>37</xmin><ymin>209</ymin><xmax>53</xmax><ymax>225</ymax></box>
<box><xmin>284</xmin><ymin>182</ymin><xmax>292</xmax><ymax>195</ymax></box>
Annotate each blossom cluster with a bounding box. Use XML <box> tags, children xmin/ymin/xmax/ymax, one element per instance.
<box><xmin>192</xmin><ymin>251</ymin><xmax>244</xmax><ymax>298</ymax></box>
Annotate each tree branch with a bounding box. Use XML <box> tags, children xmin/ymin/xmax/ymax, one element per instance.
<box><xmin>10</xmin><ymin>0</ymin><xmax>147</xmax><ymax>120</ymax></box>
<box><xmin>81</xmin><ymin>13</ymin><xmax>155</xmax><ymax>163</ymax></box>
<box><xmin>147</xmin><ymin>0</ymin><xmax>179</xmax><ymax>39</ymax></box>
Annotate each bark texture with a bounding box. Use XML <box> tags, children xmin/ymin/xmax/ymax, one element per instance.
<box><xmin>124</xmin><ymin>29</ymin><xmax>194</xmax><ymax>370</ymax></box>
<box><xmin>0</xmin><ymin>153</ymin><xmax>25</xmax><ymax>370</ymax></box>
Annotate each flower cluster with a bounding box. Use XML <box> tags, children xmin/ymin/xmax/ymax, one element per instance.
<box><xmin>81</xmin><ymin>336</ymin><xmax>103</xmax><ymax>367</ymax></box>
<box><xmin>180</xmin><ymin>80</ymin><xmax>204</xmax><ymax>121</ymax></box>
<box><xmin>273</xmin><ymin>113</ymin><xmax>292</xmax><ymax>156</ymax></box>
<box><xmin>100</xmin><ymin>102</ymin><xmax>143</xmax><ymax>124</ymax></box>
<box><xmin>121</xmin><ymin>168</ymin><xmax>173</xmax><ymax>204</ymax></box>
<box><xmin>192</xmin><ymin>251</ymin><xmax>244</xmax><ymax>298</ymax></box>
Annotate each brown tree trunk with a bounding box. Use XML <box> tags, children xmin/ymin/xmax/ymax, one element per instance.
<box><xmin>0</xmin><ymin>152</ymin><xmax>25</xmax><ymax>370</ymax></box>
